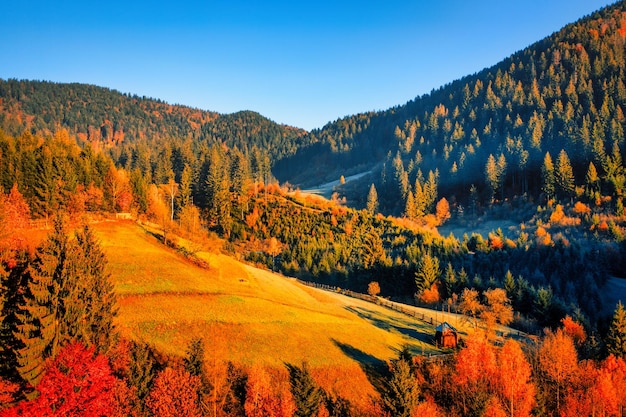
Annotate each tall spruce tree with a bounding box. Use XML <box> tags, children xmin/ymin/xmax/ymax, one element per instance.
<box><xmin>542</xmin><ymin>152</ymin><xmax>556</xmax><ymax>200</ymax></box>
<box><xmin>287</xmin><ymin>362</ymin><xmax>323</xmax><ymax>417</ymax></box>
<box><xmin>15</xmin><ymin>216</ymin><xmax>71</xmax><ymax>385</ymax></box>
<box><xmin>71</xmin><ymin>225</ymin><xmax>117</xmax><ymax>353</ymax></box>
<box><xmin>607</xmin><ymin>301</ymin><xmax>626</xmax><ymax>358</ymax></box>
<box><xmin>380</xmin><ymin>354</ymin><xmax>420</xmax><ymax>417</ymax></box>
<box><xmin>555</xmin><ymin>149</ymin><xmax>575</xmax><ymax>200</ymax></box>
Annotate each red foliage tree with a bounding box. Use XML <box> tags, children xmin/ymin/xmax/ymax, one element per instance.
<box><xmin>0</xmin><ymin>378</ymin><xmax>20</xmax><ymax>410</ymax></box>
<box><xmin>2</xmin><ymin>342</ymin><xmax>117</xmax><ymax>417</ymax></box>
<box><xmin>561</xmin><ymin>315</ymin><xmax>586</xmax><ymax>344</ymax></box>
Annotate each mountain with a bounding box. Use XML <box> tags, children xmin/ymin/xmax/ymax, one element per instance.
<box><xmin>0</xmin><ymin>79</ymin><xmax>310</xmax><ymax>162</ymax></box>
<box><xmin>275</xmin><ymin>1</ymin><xmax>626</xmax><ymax>214</ymax></box>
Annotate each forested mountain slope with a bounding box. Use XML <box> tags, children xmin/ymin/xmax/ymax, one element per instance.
<box><xmin>0</xmin><ymin>79</ymin><xmax>310</xmax><ymax>161</ymax></box>
<box><xmin>276</xmin><ymin>1</ymin><xmax>626</xmax><ymax>214</ymax></box>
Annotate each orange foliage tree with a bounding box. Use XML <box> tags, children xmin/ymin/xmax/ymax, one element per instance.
<box><xmin>538</xmin><ymin>328</ymin><xmax>578</xmax><ymax>416</ymax></box>
<box><xmin>453</xmin><ymin>334</ymin><xmax>498</xmax><ymax>416</ymax></box>
<box><xmin>495</xmin><ymin>339</ymin><xmax>535</xmax><ymax>417</ymax></box>
<box><xmin>145</xmin><ymin>367</ymin><xmax>202</xmax><ymax>417</ymax></box>
<box><xmin>245</xmin><ymin>365</ymin><xmax>295</xmax><ymax>417</ymax></box>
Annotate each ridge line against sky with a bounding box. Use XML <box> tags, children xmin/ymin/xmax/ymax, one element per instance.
<box><xmin>0</xmin><ymin>0</ymin><xmax>616</xmax><ymax>131</ymax></box>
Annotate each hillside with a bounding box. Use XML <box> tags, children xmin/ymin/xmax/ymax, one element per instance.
<box><xmin>92</xmin><ymin>220</ymin><xmax>448</xmax><ymax>404</ymax></box>
<box><xmin>275</xmin><ymin>1</ymin><xmax>626</xmax><ymax>214</ymax></box>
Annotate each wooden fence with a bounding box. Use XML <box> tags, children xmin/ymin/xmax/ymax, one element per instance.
<box><xmin>295</xmin><ymin>279</ymin><xmax>445</xmax><ymax>326</ymax></box>
<box><xmin>295</xmin><ymin>278</ymin><xmax>529</xmax><ymax>342</ymax></box>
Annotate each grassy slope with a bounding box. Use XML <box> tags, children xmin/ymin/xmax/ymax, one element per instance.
<box><xmin>93</xmin><ymin>220</ymin><xmax>445</xmax><ymax>403</ymax></box>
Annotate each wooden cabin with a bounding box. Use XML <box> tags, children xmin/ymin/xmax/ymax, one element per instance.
<box><xmin>435</xmin><ymin>322</ymin><xmax>458</xmax><ymax>348</ymax></box>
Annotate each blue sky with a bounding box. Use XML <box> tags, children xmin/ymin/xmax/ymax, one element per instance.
<box><xmin>0</xmin><ymin>1</ymin><xmax>615</xmax><ymax>131</ymax></box>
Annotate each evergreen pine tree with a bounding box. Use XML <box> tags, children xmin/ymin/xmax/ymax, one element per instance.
<box><xmin>72</xmin><ymin>225</ymin><xmax>117</xmax><ymax>353</ymax></box>
<box><xmin>415</xmin><ymin>253</ymin><xmax>440</xmax><ymax>293</ymax></box>
<box><xmin>404</xmin><ymin>190</ymin><xmax>416</xmax><ymax>219</ymax></box>
<box><xmin>380</xmin><ymin>354</ymin><xmax>420</xmax><ymax>417</ymax></box>
<box><xmin>15</xmin><ymin>216</ymin><xmax>70</xmax><ymax>385</ymax></box>
<box><xmin>607</xmin><ymin>301</ymin><xmax>626</xmax><ymax>358</ymax></box>
<box><xmin>542</xmin><ymin>152</ymin><xmax>556</xmax><ymax>200</ymax></box>
<box><xmin>366</xmin><ymin>184</ymin><xmax>379</xmax><ymax>215</ymax></box>
<box><xmin>555</xmin><ymin>149</ymin><xmax>575</xmax><ymax>200</ymax></box>
<box><xmin>287</xmin><ymin>362</ymin><xmax>322</xmax><ymax>417</ymax></box>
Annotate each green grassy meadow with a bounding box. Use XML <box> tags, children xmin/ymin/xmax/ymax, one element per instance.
<box><xmin>93</xmin><ymin>220</ymin><xmax>445</xmax><ymax>402</ymax></box>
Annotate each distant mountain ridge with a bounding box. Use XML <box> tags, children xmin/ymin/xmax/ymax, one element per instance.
<box><xmin>0</xmin><ymin>79</ymin><xmax>310</xmax><ymax>161</ymax></box>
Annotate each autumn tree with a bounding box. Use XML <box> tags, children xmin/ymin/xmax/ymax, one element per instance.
<box><xmin>482</xmin><ymin>288</ymin><xmax>513</xmax><ymax>335</ymax></box>
<box><xmin>459</xmin><ymin>288</ymin><xmax>483</xmax><ymax>328</ymax></box>
<box><xmin>435</xmin><ymin>197</ymin><xmax>451</xmax><ymax>225</ymax></box>
<box><xmin>538</xmin><ymin>328</ymin><xmax>578</xmax><ymax>416</ymax></box>
<box><xmin>366</xmin><ymin>184</ymin><xmax>378</xmax><ymax>215</ymax></box>
<box><xmin>245</xmin><ymin>365</ymin><xmax>295</xmax><ymax>417</ymax></box>
<box><xmin>146</xmin><ymin>367</ymin><xmax>202</xmax><ymax>417</ymax></box>
<box><xmin>485</xmin><ymin>154</ymin><xmax>506</xmax><ymax>202</ymax></box>
<box><xmin>4</xmin><ymin>342</ymin><xmax>118</xmax><ymax>416</ymax></box>
<box><xmin>541</xmin><ymin>152</ymin><xmax>555</xmax><ymax>201</ymax></box>
<box><xmin>453</xmin><ymin>334</ymin><xmax>498</xmax><ymax>416</ymax></box>
<box><xmin>495</xmin><ymin>339</ymin><xmax>535</xmax><ymax>417</ymax></box>
<box><xmin>555</xmin><ymin>149</ymin><xmax>575</xmax><ymax>200</ymax></box>
<box><xmin>367</xmin><ymin>281</ymin><xmax>381</xmax><ymax>298</ymax></box>
<box><xmin>104</xmin><ymin>165</ymin><xmax>132</xmax><ymax>212</ymax></box>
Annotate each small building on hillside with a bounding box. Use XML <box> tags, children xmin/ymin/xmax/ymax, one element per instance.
<box><xmin>435</xmin><ymin>322</ymin><xmax>458</xmax><ymax>348</ymax></box>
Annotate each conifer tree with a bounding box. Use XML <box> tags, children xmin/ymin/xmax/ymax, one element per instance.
<box><xmin>177</xmin><ymin>163</ymin><xmax>194</xmax><ymax>209</ymax></box>
<box><xmin>404</xmin><ymin>190</ymin><xmax>416</xmax><ymax>219</ymax></box>
<box><xmin>423</xmin><ymin>170</ymin><xmax>438</xmax><ymax>213</ymax></box>
<box><xmin>380</xmin><ymin>354</ymin><xmax>420</xmax><ymax>417</ymax></box>
<box><xmin>586</xmin><ymin>162</ymin><xmax>600</xmax><ymax>198</ymax></box>
<box><xmin>542</xmin><ymin>152</ymin><xmax>556</xmax><ymax>200</ymax></box>
<box><xmin>366</xmin><ymin>184</ymin><xmax>378</xmax><ymax>215</ymax></box>
<box><xmin>415</xmin><ymin>253</ymin><xmax>440</xmax><ymax>293</ymax></box>
<box><xmin>287</xmin><ymin>362</ymin><xmax>322</xmax><ymax>417</ymax></box>
<box><xmin>71</xmin><ymin>224</ymin><xmax>117</xmax><ymax>353</ymax></box>
<box><xmin>607</xmin><ymin>301</ymin><xmax>626</xmax><ymax>358</ymax></box>
<box><xmin>555</xmin><ymin>149</ymin><xmax>575</xmax><ymax>200</ymax></box>
<box><xmin>15</xmin><ymin>216</ymin><xmax>70</xmax><ymax>385</ymax></box>
<box><xmin>127</xmin><ymin>341</ymin><xmax>160</xmax><ymax>411</ymax></box>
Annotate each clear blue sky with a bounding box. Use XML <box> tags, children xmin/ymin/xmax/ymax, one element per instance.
<box><xmin>0</xmin><ymin>1</ymin><xmax>615</xmax><ymax>131</ymax></box>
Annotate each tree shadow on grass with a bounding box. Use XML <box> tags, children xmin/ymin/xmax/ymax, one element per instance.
<box><xmin>332</xmin><ymin>339</ymin><xmax>388</xmax><ymax>396</ymax></box>
<box><xmin>344</xmin><ymin>305</ymin><xmax>435</xmax><ymax>347</ymax></box>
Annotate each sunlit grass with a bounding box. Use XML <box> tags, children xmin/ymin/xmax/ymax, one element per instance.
<box><xmin>93</xmin><ymin>220</ymin><xmax>445</xmax><ymax>404</ymax></box>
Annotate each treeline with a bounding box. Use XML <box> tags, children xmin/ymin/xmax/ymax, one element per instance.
<box><xmin>0</xmin><ymin>79</ymin><xmax>310</xmax><ymax>162</ymax></box>
<box><xmin>2</xmin><ymin>309</ymin><xmax>626</xmax><ymax>417</ymax></box>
